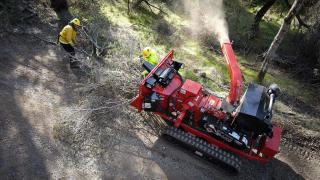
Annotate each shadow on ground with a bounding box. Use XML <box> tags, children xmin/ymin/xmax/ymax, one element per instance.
<box><xmin>0</xmin><ymin>34</ymin><xmax>54</xmax><ymax>179</ymax></box>
<box><xmin>0</xmin><ymin>5</ymin><xmax>76</xmax><ymax>177</ymax></box>
<box><xmin>151</xmin><ymin>135</ymin><xmax>305</xmax><ymax>180</ymax></box>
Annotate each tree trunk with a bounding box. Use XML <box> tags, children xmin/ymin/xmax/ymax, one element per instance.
<box><xmin>250</xmin><ymin>0</ymin><xmax>276</xmax><ymax>39</ymax></box>
<box><xmin>257</xmin><ymin>0</ymin><xmax>305</xmax><ymax>82</ymax></box>
<box><xmin>127</xmin><ymin>0</ymin><xmax>130</xmax><ymax>15</ymax></box>
<box><xmin>284</xmin><ymin>0</ymin><xmax>310</xmax><ymax>29</ymax></box>
<box><xmin>50</xmin><ymin>0</ymin><xmax>68</xmax><ymax>12</ymax></box>
<box><xmin>133</xmin><ymin>0</ymin><xmax>144</xmax><ymax>9</ymax></box>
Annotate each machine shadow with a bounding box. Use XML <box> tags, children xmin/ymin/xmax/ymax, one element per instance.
<box><xmin>151</xmin><ymin>135</ymin><xmax>305</xmax><ymax>180</ymax></box>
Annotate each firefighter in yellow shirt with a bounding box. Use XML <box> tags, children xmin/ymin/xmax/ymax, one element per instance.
<box><xmin>59</xmin><ymin>18</ymin><xmax>81</xmax><ymax>68</ymax></box>
<box><xmin>140</xmin><ymin>47</ymin><xmax>159</xmax><ymax>76</ymax></box>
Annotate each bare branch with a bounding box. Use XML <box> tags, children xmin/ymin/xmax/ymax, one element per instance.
<box><xmin>80</xmin><ymin>26</ymin><xmax>109</xmax><ymax>58</ymax></box>
<box><xmin>284</xmin><ymin>0</ymin><xmax>310</xmax><ymax>29</ymax></box>
<box><xmin>70</xmin><ymin>99</ymin><xmax>130</xmax><ymax>112</ymax></box>
<box><xmin>142</xmin><ymin>0</ymin><xmax>168</xmax><ymax>15</ymax></box>
<box><xmin>133</xmin><ymin>0</ymin><xmax>167</xmax><ymax>15</ymax></box>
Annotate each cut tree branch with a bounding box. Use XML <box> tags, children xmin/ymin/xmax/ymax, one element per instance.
<box><xmin>81</xmin><ymin>26</ymin><xmax>107</xmax><ymax>58</ymax></box>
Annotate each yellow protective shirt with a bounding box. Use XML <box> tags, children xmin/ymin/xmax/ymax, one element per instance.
<box><xmin>141</xmin><ymin>50</ymin><xmax>159</xmax><ymax>76</ymax></box>
<box><xmin>145</xmin><ymin>50</ymin><xmax>158</xmax><ymax>65</ymax></box>
<box><xmin>59</xmin><ymin>25</ymin><xmax>76</xmax><ymax>45</ymax></box>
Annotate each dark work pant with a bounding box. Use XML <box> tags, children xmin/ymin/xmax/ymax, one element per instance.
<box><xmin>60</xmin><ymin>43</ymin><xmax>78</xmax><ymax>67</ymax></box>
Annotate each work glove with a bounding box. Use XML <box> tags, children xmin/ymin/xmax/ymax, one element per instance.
<box><xmin>141</xmin><ymin>70</ymin><xmax>148</xmax><ymax>77</ymax></box>
<box><xmin>134</xmin><ymin>56</ymin><xmax>144</xmax><ymax>65</ymax></box>
<box><xmin>138</xmin><ymin>56</ymin><xmax>144</xmax><ymax>64</ymax></box>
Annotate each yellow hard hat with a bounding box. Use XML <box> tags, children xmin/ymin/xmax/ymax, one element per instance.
<box><xmin>70</xmin><ymin>18</ymin><xmax>81</xmax><ymax>27</ymax></box>
<box><xmin>142</xmin><ymin>47</ymin><xmax>152</xmax><ymax>58</ymax></box>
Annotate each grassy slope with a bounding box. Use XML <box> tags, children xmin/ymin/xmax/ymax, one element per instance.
<box><xmin>70</xmin><ymin>0</ymin><xmax>317</xmax><ymax>105</ymax></box>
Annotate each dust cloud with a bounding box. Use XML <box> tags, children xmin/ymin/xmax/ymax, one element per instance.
<box><xmin>183</xmin><ymin>0</ymin><xmax>229</xmax><ymax>44</ymax></box>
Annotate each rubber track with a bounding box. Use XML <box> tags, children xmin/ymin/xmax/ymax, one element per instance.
<box><xmin>162</xmin><ymin>126</ymin><xmax>242</xmax><ymax>174</ymax></box>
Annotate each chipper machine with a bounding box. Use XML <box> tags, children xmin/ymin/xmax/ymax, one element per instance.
<box><xmin>130</xmin><ymin>38</ymin><xmax>282</xmax><ymax>173</ymax></box>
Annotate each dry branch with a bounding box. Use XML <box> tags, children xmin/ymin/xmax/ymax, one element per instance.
<box><xmin>70</xmin><ymin>99</ymin><xmax>130</xmax><ymax>112</ymax></box>
<box><xmin>133</xmin><ymin>0</ymin><xmax>167</xmax><ymax>15</ymax></box>
<box><xmin>80</xmin><ymin>26</ymin><xmax>109</xmax><ymax>58</ymax></box>
<box><xmin>31</xmin><ymin>34</ymin><xmax>57</xmax><ymax>45</ymax></box>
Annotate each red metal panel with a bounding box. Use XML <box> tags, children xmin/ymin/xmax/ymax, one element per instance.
<box><xmin>260</xmin><ymin>127</ymin><xmax>282</xmax><ymax>157</ymax></box>
<box><xmin>174</xmin><ymin>111</ymin><xmax>186</xmax><ymax>128</ymax></box>
<box><xmin>154</xmin><ymin>77</ymin><xmax>183</xmax><ymax>96</ymax></box>
<box><xmin>129</xmin><ymin>96</ymin><xmax>143</xmax><ymax>112</ymax></box>
<box><xmin>180</xmin><ymin>79</ymin><xmax>202</xmax><ymax>97</ymax></box>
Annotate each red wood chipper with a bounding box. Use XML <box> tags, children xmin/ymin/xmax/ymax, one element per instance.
<box><xmin>130</xmin><ymin>39</ymin><xmax>282</xmax><ymax>173</ymax></box>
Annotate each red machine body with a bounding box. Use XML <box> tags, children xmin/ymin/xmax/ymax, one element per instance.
<box><xmin>130</xmin><ymin>39</ymin><xmax>282</xmax><ymax>162</ymax></box>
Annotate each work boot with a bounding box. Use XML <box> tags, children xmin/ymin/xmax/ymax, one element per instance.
<box><xmin>70</xmin><ymin>63</ymin><xmax>79</xmax><ymax>69</ymax></box>
<box><xmin>70</xmin><ymin>58</ymin><xmax>80</xmax><ymax>69</ymax></box>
